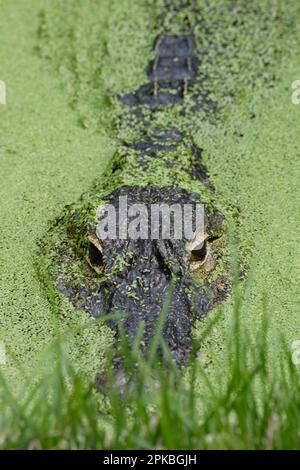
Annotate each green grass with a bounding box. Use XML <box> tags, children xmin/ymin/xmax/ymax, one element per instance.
<box><xmin>1</xmin><ymin>259</ymin><xmax>300</xmax><ymax>450</ymax></box>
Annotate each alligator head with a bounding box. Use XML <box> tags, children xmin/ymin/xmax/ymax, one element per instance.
<box><xmin>58</xmin><ymin>185</ymin><xmax>225</xmax><ymax>365</ymax></box>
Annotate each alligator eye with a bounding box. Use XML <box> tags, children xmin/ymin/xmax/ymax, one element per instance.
<box><xmin>87</xmin><ymin>234</ymin><xmax>103</xmax><ymax>274</ymax></box>
<box><xmin>186</xmin><ymin>226</ymin><xmax>209</xmax><ymax>268</ymax></box>
<box><xmin>190</xmin><ymin>240</ymin><xmax>208</xmax><ymax>263</ymax></box>
<box><xmin>89</xmin><ymin>242</ymin><xmax>103</xmax><ymax>265</ymax></box>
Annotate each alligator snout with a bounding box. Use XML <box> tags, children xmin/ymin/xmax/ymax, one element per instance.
<box><xmin>56</xmin><ymin>185</ymin><xmax>224</xmax><ymax>364</ymax></box>
<box><xmin>92</xmin><ymin>237</ymin><xmax>210</xmax><ymax>364</ymax></box>
<box><xmin>82</xmin><ymin>186</ymin><xmax>222</xmax><ymax>363</ymax></box>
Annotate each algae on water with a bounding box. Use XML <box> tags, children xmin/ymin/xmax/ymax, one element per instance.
<box><xmin>1</xmin><ymin>0</ymin><xmax>300</xmax><ymax>387</ymax></box>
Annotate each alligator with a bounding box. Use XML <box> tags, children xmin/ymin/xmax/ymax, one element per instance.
<box><xmin>43</xmin><ymin>0</ymin><xmax>292</xmax><ymax>368</ymax></box>
<box><xmin>46</xmin><ymin>1</ymin><xmax>228</xmax><ymax>368</ymax></box>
